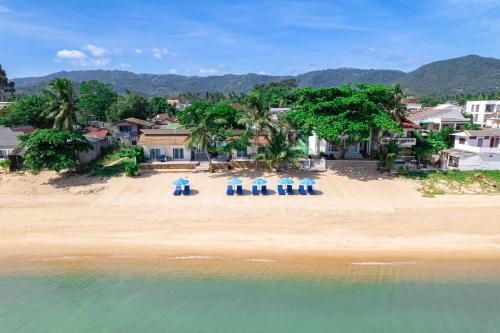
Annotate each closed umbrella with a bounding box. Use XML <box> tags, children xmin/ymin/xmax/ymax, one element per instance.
<box><xmin>172</xmin><ymin>178</ymin><xmax>190</xmax><ymax>187</ymax></box>
<box><xmin>278</xmin><ymin>178</ymin><xmax>295</xmax><ymax>185</ymax></box>
<box><xmin>252</xmin><ymin>177</ymin><xmax>268</xmax><ymax>186</ymax></box>
<box><xmin>299</xmin><ymin>178</ymin><xmax>316</xmax><ymax>186</ymax></box>
<box><xmin>227</xmin><ymin>178</ymin><xmax>243</xmax><ymax>186</ymax></box>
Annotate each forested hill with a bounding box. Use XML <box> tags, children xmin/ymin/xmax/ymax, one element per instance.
<box><xmin>12</xmin><ymin>55</ymin><xmax>500</xmax><ymax>97</ymax></box>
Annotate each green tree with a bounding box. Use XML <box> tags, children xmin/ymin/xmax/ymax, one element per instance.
<box><xmin>78</xmin><ymin>80</ymin><xmax>117</xmax><ymax>122</ymax></box>
<box><xmin>43</xmin><ymin>79</ymin><xmax>78</xmax><ymax>130</ymax></box>
<box><xmin>19</xmin><ymin>129</ymin><xmax>92</xmax><ymax>172</ymax></box>
<box><xmin>287</xmin><ymin>85</ymin><xmax>402</xmax><ymax>159</ymax></box>
<box><xmin>0</xmin><ymin>95</ymin><xmax>52</xmax><ymax>127</ymax></box>
<box><xmin>253</xmin><ymin>79</ymin><xmax>296</xmax><ymax>108</ymax></box>
<box><xmin>146</xmin><ymin>96</ymin><xmax>167</xmax><ymax>118</ymax></box>
<box><xmin>106</xmin><ymin>93</ymin><xmax>148</xmax><ymax>122</ymax></box>
<box><xmin>0</xmin><ymin>65</ymin><xmax>15</xmax><ymax>102</ymax></box>
<box><xmin>377</xmin><ymin>140</ymin><xmax>399</xmax><ymax>172</ymax></box>
<box><xmin>234</xmin><ymin>91</ymin><xmax>271</xmax><ymax>153</ymax></box>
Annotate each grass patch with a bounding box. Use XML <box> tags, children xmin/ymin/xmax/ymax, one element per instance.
<box><xmin>402</xmin><ymin>170</ymin><xmax>500</xmax><ymax>197</ymax></box>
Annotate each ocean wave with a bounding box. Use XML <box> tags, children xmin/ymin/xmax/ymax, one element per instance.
<box><xmin>351</xmin><ymin>261</ymin><xmax>418</xmax><ymax>266</ymax></box>
<box><xmin>167</xmin><ymin>256</ymin><xmax>217</xmax><ymax>260</ymax></box>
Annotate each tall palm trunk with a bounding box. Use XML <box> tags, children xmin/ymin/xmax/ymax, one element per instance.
<box><xmin>205</xmin><ymin>147</ymin><xmax>214</xmax><ymax>172</ymax></box>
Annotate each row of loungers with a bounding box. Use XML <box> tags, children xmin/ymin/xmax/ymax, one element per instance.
<box><xmin>227</xmin><ymin>185</ymin><xmax>315</xmax><ymax>196</ymax></box>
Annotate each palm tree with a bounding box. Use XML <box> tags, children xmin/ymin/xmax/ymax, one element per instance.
<box><xmin>185</xmin><ymin>112</ymin><xmax>215</xmax><ymax>172</ymax></box>
<box><xmin>388</xmin><ymin>84</ymin><xmax>407</xmax><ymax>121</ymax></box>
<box><xmin>43</xmin><ymin>79</ymin><xmax>78</xmax><ymax>130</ymax></box>
<box><xmin>234</xmin><ymin>91</ymin><xmax>271</xmax><ymax>154</ymax></box>
<box><xmin>254</xmin><ymin>126</ymin><xmax>302</xmax><ymax>171</ymax></box>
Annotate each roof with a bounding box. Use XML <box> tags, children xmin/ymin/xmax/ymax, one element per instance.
<box><xmin>154</xmin><ymin>113</ymin><xmax>178</xmax><ymax>123</ymax></box>
<box><xmin>409</xmin><ymin>103</ymin><xmax>468</xmax><ymax>124</ymax></box>
<box><xmin>453</xmin><ymin>128</ymin><xmax>500</xmax><ymax>137</ymax></box>
<box><xmin>116</xmin><ymin>118</ymin><xmax>154</xmax><ymax>127</ymax></box>
<box><xmin>138</xmin><ymin>133</ymin><xmax>188</xmax><ymax>145</ymax></box>
<box><xmin>141</xmin><ymin>128</ymin><xmax>189</xmax><ymax>136</ymax></box>
<box><xmin>10</xmin><ymin>125</ymin><xmax>35</xmax><ymax>134</ymax></box>
<box><xmin>84</xmin><ymin>128</ymin><xmax>109</xmax><ymax>139</ymax></box>
<box><xmin>399</xmin><ymin>118</ymin><xmax>420</xmax><ymax>129</ymax></box>
<box><xmin>0</xmin><ymin>126</ymin><xmax>21</xmax><ymax>149</ymax></box>
<box><xmin>444</xmin><ymin>148</ymin><xmax>478</xmax><ymax>158</ymax></box>
<box><xmin>485</xmin><ymin>112</ymin><xmax>500</xmax><ymax>120</ymax></box>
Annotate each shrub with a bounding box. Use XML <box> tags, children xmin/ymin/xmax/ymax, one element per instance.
<box><xmin>0</xmin><ymin>159</ymin><xmax>11</xmax><ymax>171</ymax></box>
<box><xmin>123</xmin><ymin>162</ymin><xmax>139</xmax><ymax>177</ymax></box>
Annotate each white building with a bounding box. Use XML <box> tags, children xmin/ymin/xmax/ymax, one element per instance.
<box><xmin>409</xmin><ymin>103</ymin><xmax>470</xmax><ymax>130</ymax></box>
<box><xmin>443</xmin><ymin>128</ymin><xmax>500</xmax><ymax>171</ymax></box>
<box><xmin>485</xmin><ymin>112</ymin><xmax>500</xmax><ymax>129</ymax></box>
<box><xmin>465</xmin><ymin>100</ymin><xmax>500</xmax><ymax>127</ymax></box>
<box><xmin>403</xmin><ymin>97</ymin><xmax>422</xmax><ymax>112</ymax></box>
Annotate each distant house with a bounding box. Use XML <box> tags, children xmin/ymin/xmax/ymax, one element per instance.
<box><xmin>403</xmin><ymin>97</ymin><xmax>422</xmax><ymax>112</ymax></box>
<box><xmin>485</xmin><ymin>111</ymin><xmax>500</xmax><ymax>129</ymax></box>
<box><xmin>0</xmin><ymin>126</ymin><xmax>23</xmax><ymax>166</ymax></box>
<box><xmin>409</xmin><ymin>103</ymin><xmax>470</xmax><ymax>130</ymax></box>
<box><xmin>152</xmin><ymin>113</ymin><xmax>177</xmax><ymax>125</ymax></box>
<box><xmin>0</xmin><ymin>102</ymin><xmax>11</xmax><ymax>109</ymax></box>
<box><xmin>443</xmin><ymin>128</ymin><xmax>500</xmax><ymax>171</ymax></box>
<box><xmin>270</xmin><ymin>107</ymin><xmax>292</xmax><ymax>120</ymax></box>
<box><xmin>112</xmin><ymin>118</ymin><xmax>154</xmax><ymax>146</ymax></box>
<box><xmin>465</xmin><ymin>100</ymin><xmax>500</xmax><ymax>127</ymax></box>
<box><xmin>78</xmin><ymin>132</ymin><xmax>111</xmax><ymax>166</ymax></box>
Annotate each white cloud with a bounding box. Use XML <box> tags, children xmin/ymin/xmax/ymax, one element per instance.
<box><xmin>152</xmin><ymin>47</ymin><xmax>169</xmax><ymax>59</ymax></box>
<box><xmin>133</xmin><ymin>48</ymin><xmax>142</xmax><ymax>54</ymax></box>
<box><xmin>351</xmin><ymin>47</ymin><xmax>378</xmax><ymax>56</ymax></box>
<box><xmin>198</xmin><ymin>68</ymin><xmax>219</xmax><ymax>75</ymax></box>
<box><xmin>56</xmin><ymin>49</ymin><xmax>87</xmax><ymax>60</ymax></box>
<box><xmin>119</xmin><ymin>63</ymin><xmax>132</xmax><ymax>69</ymax></box>
<box><xmin>83</xmin><ymin>44</ymin><xmax>109</xmax><ymax>57</ymax></box>
<box><xmin>0</xmin><ymin>5</ymin><xmax>10</xmax><ymax>13</ymax></box>
<box><xmin>257</xmin><ymin>70</ymin><xmax>267</xmax><ymax>75</ymax></box>
<box><xmin>88</xmin><ymin>58</ymin><xmax>110</xmax><ymax>67</ymax></box>
<box><xmin>168</xmin><ymin>68</ymin><xmax>178</xmax><ymax>74</ymax></box>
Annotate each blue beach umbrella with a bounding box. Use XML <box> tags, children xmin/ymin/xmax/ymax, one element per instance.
<box><xmin>252</xmin><ymin>177</ymin><xmax>268</xmax><ymax>186</ymax></box>
<box><xmin>278</xmin><ymin>178</ymin><xmax>295</xmax><ymax>186</ymax></box>
<box><xmin>227</xmin><ymin>177</ymin><xmax>243</xmax><ymax>186</ymax></box>
<box><xmin>299</xmin><ymin>178</ymin><xmax>316</xmax><ymax>186</ymax></box>
<box><xmin>172</xmin><ymin>178</ymin><xmax>189</xmax><ymax>186</ymax></box>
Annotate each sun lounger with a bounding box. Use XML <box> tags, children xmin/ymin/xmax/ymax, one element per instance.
<box><xmin>252</xmin><ymin>185</ymin><xmax>259</xmax><ymax>195</ymax></box>
<box><xmin>286</xmin><ymin>185</ymin><xmax>294</xmax><ymax>195</ymax></box>
<box><xmin>227</xmin><ymin>185</ymin><xmax>234</xmax><ymax>195</ymax></box>
<box><xmin>277</xmin><ymin>185</ymin><xmax>285</xmax><ymax>195</ymax></box>
<box><xmin>236</xmin><ymin>185</ymin><xmax>243</xmax><ymax>195</ymax></box>
<box><xmin>307</xmin><ymin>185</ymin><xmax>315</xmax><ymax>195</ymax></box>
<box><xmin>160</xmin><ymin>155</ymin><xmax>166</xmax><ymax>162</ymax></box>
<box><xmin>183</xmin><ymin>185</ymin><xmax>190</xmax><ymax>195</ymax></box>
<box><xmin>261</xmin><ymin>185</ymin><xmax>268</xmax><ymax>195</ymax></box>
<box><xmin>299</xmin><ymin>185</ymin><xmax>307</xmax><ymax>195</ymax></box>
<box><xmin>173</xmin><ymin>186</ymin><xmax>182</xmax><ymax>196</ymax></box>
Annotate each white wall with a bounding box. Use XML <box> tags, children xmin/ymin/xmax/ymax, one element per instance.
<box><xmin>466</xmin><ymin>101</ymin><xmax>500</xmax><ymax>127</ymax></box>
<box><xmin>143</xmin><ymin>144</ymin><xmax>191</xmax><ymax>161</ymax></box>
<box><xmin>457</xmin><ymin>153</ymin><xmax>500</xmax><ymax>171</ymax></box>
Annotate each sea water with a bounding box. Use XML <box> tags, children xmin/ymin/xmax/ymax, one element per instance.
<box><xmin>1</xmin><ymin>272</ymin><xmax>500</xmax><ymax>332</ymax></box>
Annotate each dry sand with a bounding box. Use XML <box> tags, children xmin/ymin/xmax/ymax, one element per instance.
<box><xmin>1</xmin><ymin>164</ymin><xmax>500</xmax><ymax>275</ymax></box>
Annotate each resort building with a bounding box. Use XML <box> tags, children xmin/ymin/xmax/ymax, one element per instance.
<box><xmin>0</xmin><ymin>126</ymin><xmax>23</xmax><ymax>166</ymax></box>
<box><xmin>443</xmin><ymin>128</ymin><xmax>500</xmax><ymax>171</ymax></box>
<box><xmin>409</xmin><ymin>103</ymin><xmax>470</xmax><ymax>130</ymax></box>
<box><xmin>152</xmin><ymin>113</ymin><xmax>177</xmax><ymax>125</ymax></box>
<box><xmin>270</xmin><ymin>108</ymin><xmax>292</xmax><ymax>120</ymax></box>
<box><xmin>139</xmin><ymin>128</ymin><xmax>267</xmax><ymax>162</ymax></box>
<box><xmin>403</xmin><ymin>97</ymin><xmax>423</xmax><ymax>112</ymax></box>
<box><xmin>112</xmin><ymin>118</ymin><xmax>154</xmax><ymax>146</ymax></box>
<box><xmin>465</xmin><ymin>100</ymin><xmax>500</xmax><ymax>127</ymax></box>
<box><xmin>485</xmin><ymin>112</ymin><xmax>500</xmax><ymax>129</ymax></box>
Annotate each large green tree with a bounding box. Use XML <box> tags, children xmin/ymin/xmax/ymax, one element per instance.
<box><xmin>78</xmin><ymin>80</ymin><xmax>117</xmax><ymax>122</ymax></box>
<box><xmin>19</xmin><ymin>129</ymin><xmax>92</xmax><ymax>172</ymax></box>
<box><xmin>106</xmin><ymin>93</ymin><xmax>148</xmax><ymax>122</ymax></box>
<box><xmin>43</xmin><ymin>79</ymin><xmax>78</xmax><ymax>130</ymax></box>
<box><xmin>0</xmin><ymin>95</ymin><xmax>52</xmax><ymax>127</ymax></box>
<box><xmin>254</xmin><ymin>125</ymin><xmax>302</xmax><ymax>171</ymax></box>
<box><xmin>287</xmin><ymin>84</ymin><xmax>402</xmax><ymax>159</ymax></box>
<box><xmin>0</xmin><ymin>65</ymin><xmax>15</xmax><ymax>102</ymax></box>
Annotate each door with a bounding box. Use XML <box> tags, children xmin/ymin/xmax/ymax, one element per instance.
<box><xmin>149</xmin><ymin>148</ymin><xmax>161</xmax><ymax>161</ymax></box>
<box><xmin>477</xmin><ymin>138</ymin><xmax>483</xmax><ymax>147</ymax></box>
<box><xmin>173</xmin><ymin>148</ymin><xmax>184</xmax><ymax>160</ymax></box>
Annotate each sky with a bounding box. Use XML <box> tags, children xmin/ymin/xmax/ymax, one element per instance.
<box><xmin>1</xmin><ymin>0</ymin><xmax>500</xmax><ymax>78</ymax></box>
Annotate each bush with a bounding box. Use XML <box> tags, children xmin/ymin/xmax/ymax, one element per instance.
<box><xmin>0</xmin><ymin>159</ymin><xmax>11</xmax><ymax>171</ymax></box>
<box><xmin>123</xmin><ymin>162</ymin><xmax>139</xmax><ymax>177</ymax></box>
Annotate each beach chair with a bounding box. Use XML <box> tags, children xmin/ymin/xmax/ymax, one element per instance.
<box><xmin>307</xmin><ymin>185</ymin><xmax>315</xmax><ymax>195</ymax></box>
<box><xmin>252</xmin><ymin>185</ymin><xmax>259</xmax><ymax>195</ymax></box>
<box><xmin>160</xmin><ymin>155</ymin><xmax>166</xmax><ymax>162</ymax></box>
<box><xmin>227</xmin><ymin>185</ymin><xmax>234</xmax><ymax>195</ymax></box>
<box><xmin>183</xmin><ymin>185</ymin><xmax>190</xmax><ymax>195</ymax></box>
<box><xmin>173</xmin><ymin>186</ymin><xmax>182</xmax><ymax>196</ymax></box>
<box><xmin>236</xmin><ymin>185</ymin><xmax>243</xmax><ymax>195</ymax></box>
<box><xmin>286</xmin><ymin>184</ymin><xmax>294</xmax><ymax>195</ymax></box>
<box><xmin>277</xmin><ymin>185</ymin><xmax>285</xmax><ymax>195</ymax></box>
<box><xmin>261</xmin><ymin>185</ymin><xmax>268</xmax><ymax>195</ymax></box>
<box><xmin>298</xmin><ymin>185</ymin><xmax>307</xmax><ymax>195</ymax></box>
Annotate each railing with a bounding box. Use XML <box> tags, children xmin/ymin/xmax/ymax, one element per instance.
<box><xmin>116</xmin><ymin>131</ymin><xmax>138</xmax><ymax>138</ymax></box>
<box><xmin>380</xmin><ymin>137</ymin><xmax>417</xmax><ymax>146</ymax></box>
<box><xmin>453</xmin><ymin>145</ymin><xmax>500</xmax><ymax>154</ymax></box>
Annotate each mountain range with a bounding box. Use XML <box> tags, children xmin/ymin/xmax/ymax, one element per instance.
<box><xmin>12</xmin><ymin>55</ymin><xmax>500</xmax><ymax>97</ymax></box>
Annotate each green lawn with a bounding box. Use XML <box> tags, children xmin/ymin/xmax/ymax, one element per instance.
<box><xmin>402</xmin><ymin>170</ymin><xmax>500</xmax><ymax>197</ymax></box>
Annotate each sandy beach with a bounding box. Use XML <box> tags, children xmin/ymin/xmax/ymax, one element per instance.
<box><xmin>1</xmin><ymin>164</ymin><xmax>500</xmax><ymax>275</ymax></box>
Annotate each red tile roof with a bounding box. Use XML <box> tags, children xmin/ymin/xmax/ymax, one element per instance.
<box><xmin>84</xmin><ymin>129</ymin><xmax>109</xmax><ymax>139</ymax></box>
<box><xmin>399</xmin><ymin>118</ymin><xmax>420</xmax><ymax>129</ymax></box>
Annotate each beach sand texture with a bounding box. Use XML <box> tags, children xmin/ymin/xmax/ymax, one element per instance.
<box><xmin>1</xmin><ymin>164</ymin><xmax>500</xmax><ymax>267</ymax></box>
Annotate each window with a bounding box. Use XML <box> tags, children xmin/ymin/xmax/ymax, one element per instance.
<box><xmin>476</xmin><ymin>105</ymin><xmax>479</xmax><ymax>112</ymax></box>
<box><xmin>236</xmin><ymin>149</ymin><xmax>248</xmax><ymax>158</ymax></box>
<box><xmin>173</xmin><ymin>148</ymin><xmax>184</xmax><ymax>160</ymax></box>
<box><xmin>490</xmin><ymin>138</ymin><xmax>500</xmax><ymax>148</ymax></box>
<box><xmin>0</xmin><ymin>150</ymin><xmax>8</xmax><ymax>158</ymax></box>
<box><xmin>473</xmin><ymin>114</ymin><xmax>479</xmax><ymax>122</ymax></box>
<box><xmin>477</xmin><ymin>138</ymin><xmax>483</xmax><ymax>147</ymax></box>
<box><xmin>459</xmin><ymin>138</ymin><xmax>466</xmax><ymax>144</ymax></box>
<box><xmin>131</xmin><ymin>140</ymin><xmax>137</xmax><ymax>146</ymax></box>
<box><xmin>150</xmin><ymin>148</ymin><xmax>161</xmax><ymax>160</ymax></box>
<box><xmin>470</xmin><ymin>136</ymin><xmax>477</xmax><ymax>139</ymax></box>
<box><xmin>486</xmin><ymin>104</ymin><xmax>495</xmax><ymax>113</ymax></box>
<box><xmin>470</xmin><ymin>104</ymin><xmax>475</xmax><ymax>112</ymax></box>
<box><xmin>119</xmin><ymin>125</ymin><xmax>132</xmax><ymax>132</ymax></box>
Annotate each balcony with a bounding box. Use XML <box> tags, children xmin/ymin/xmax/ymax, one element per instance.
<box><xmin>453</xmin><ymin>145</ymin><xmax>500</xmax><ymax>154</ymax></box>
<box><xmin>380</xmin><ymin>137</ymin><xmax>417</xmax><ymax>147</ymax></box>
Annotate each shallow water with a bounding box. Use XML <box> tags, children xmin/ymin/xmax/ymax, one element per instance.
<box><xmin>1</xmin><ymin>272</ymin><xmax>500</xmax><ymax>333</ymax></box>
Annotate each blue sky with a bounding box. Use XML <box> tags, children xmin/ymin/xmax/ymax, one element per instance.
<box><xmin>1</xmin><ymin>0</ymin><xmax>500</xmax><ymax>78</ymax></box>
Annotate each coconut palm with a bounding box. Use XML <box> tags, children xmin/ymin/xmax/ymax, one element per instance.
<box><xmin>254</xmin><ymin>126</ymin><xmax>302</xmax><ymax>171</ymax></box>
<box><xmin>43</xmin><ymin>78</ymin><xmax>78</xmax><ymax>130</ymax></box>
<box><xmin>234</xmin><ymin>91</ymin><xmax>271</xmax><ymax>153</ymax></box>
<box><xmin>185</xmin><ymin>112</ymin><xmax>215</xmax><ymax>172</ymax></box>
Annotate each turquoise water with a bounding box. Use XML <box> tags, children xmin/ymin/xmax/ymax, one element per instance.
<box><xmin>1</xmin><ymin>273</ymin><xmax>500</xmax><ymax>332</ymax></box>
